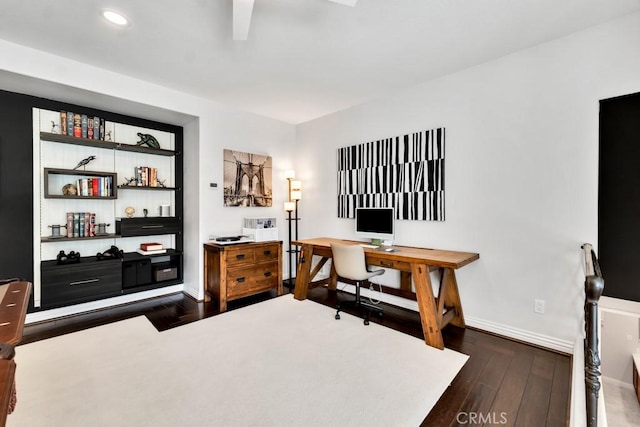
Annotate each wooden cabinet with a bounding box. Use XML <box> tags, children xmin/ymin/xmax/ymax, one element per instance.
<box><xmin>204</xmin><ymin>241</ymin><xmax>283</xmax><ymax>312</ymax></box>
<box><xmin>40</xmin><ymin>258</ymin><xmax>122</xmax><ymax>309</ymax></box>
<box><xmin>634</xmin><ymin>354</ymin><xmax>640</xmax><ymax>404</ymax></box>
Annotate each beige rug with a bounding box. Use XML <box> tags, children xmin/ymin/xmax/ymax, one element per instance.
<box><xmin>8</xmin><ymin>295</ymin><xmax>468</xmax><ymax>426</ymax></box>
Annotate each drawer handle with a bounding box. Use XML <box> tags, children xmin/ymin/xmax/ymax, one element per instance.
<box><xmin>264</xmin><ymin>272</ymin><xmax>272</xmax><ymax>277</ymax></box>
<box><xmin>380</xmin><ymin>261</ymin><xmax>393</xmax><ymax>268</ymax></box>
<box><xmin>142</xmin><ymin>225</ymin><xmax>164</xmax><ymax>229</ymax></box>
<box><xmin>69</xmin><ymin>278</ymin><xmax>100</xmax><ymax>286</ymax></box>
<box><xmin>236</xmin><ymin>254</ymin><xmax>246</xmax><ymax>260</ymax></box>
<box><xmin>263</xmin><ymin>250</ymin><xmax>271</xmax><ymax>256</ymax></box>
<box><xmin>237</xmin><ymin>277</ymin><xmax>246</xmax><ymax>283</ymax></box>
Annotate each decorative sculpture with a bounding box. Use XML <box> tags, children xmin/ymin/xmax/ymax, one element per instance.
<box><xmin>136</xmin><ymin>133</ymin><xmax>160</xmax><ymax>149</ymax></box>
<box><xmin>124</xmin><ymin>177</ymin><xmax>138</xmax><ymax>186</ymax></box>
<box><xmin>125</xmin><ymin>207</ymin><xmax>135</xmax><ymax>218</ymax></box>
<box><xmin>72</xmin><ymin>155</ymin><xmax>96</xmax><ymax>170</ymax></box>
<box><xmin>62</xmin><ymin>183</ymin><xmax>78</xmax><ymax>196</ymax></box>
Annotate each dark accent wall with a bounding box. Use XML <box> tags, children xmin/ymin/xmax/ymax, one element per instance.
<box><xmin>0</xmin><ymin>89</ymin><xmax>184</xmax><ymax>311</ymax></box>
<box><xmin>0</xmin><ymin>90</ymin><xmax>35</xmax><ymax>282</ymax></box>
<box><xmin>599</xmin><ymin>91</ymin><xmax>640</xmax><ymax>302</ymax></box>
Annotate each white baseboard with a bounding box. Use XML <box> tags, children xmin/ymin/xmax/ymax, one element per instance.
<box><xmin>465</xmin><ymin>315</ymin><xmax>574</xmax><ymax>354</ymax></box>
<box><xmin>339</xmin><ymin>284</ymin><xmax>573</xmax><ymax>353</ymax></box>
<box><xmin>25</xmin><ymin>285</ymin><xmax>183</xmax><ymax>324</ymax></box>
<box><xmin>602</xmin><ymin>375</ymin><xmax>635</xmax><ymax>390</ymax></box>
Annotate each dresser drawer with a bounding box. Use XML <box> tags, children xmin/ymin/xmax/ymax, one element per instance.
<box><xmin>41</xmin><ymin>259</ymin><xmax>122</xmax><ymax>308</ymax></box>
<box><xmin>255</xmin><ymin>244</ymin><xmax>279</xmax><ymax>263</ymax></box>
<box><xmin>226</xmin><ymin>262</ymin><xmax>279</xmax><ymax>298</ymax></box>
<box><xmin>116</xmin><ymin>217</ymin><xmax>181</xmax><ymax>237</ymax></box>
<box><xmin>225</xmin><ymin>246</ymin><xmax>256</xmax><ymax>267</ymax></box>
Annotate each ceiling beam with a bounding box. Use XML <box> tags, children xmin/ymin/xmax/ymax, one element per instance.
<box><xmin>328</xmin><ymin>0</ymin><xmax>358</xmax><ymax>6</ymax></box>
<box><xmin>233</xmin><ymin>0</ymin><xmax>255</xmax><ymax>41</ymax></box>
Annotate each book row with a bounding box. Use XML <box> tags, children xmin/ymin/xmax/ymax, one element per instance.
<box><xmin>59</xmin><ymin>111</ymin><xmax>109</xmax><ymax>141</ymax></box>
<box><xmin>72</xmin><ymin>177</ymin><xmax>114</xmax><ymax>197</ymax></box>
<box><xmin>131</xmin><ymin>166</ymin><xmax>161</xmax><ymax>187</ymax></box>
<box><xmin>65</xmin><ymin>212</ymin><xmax>98</xmax><ymax>238</ymax></box>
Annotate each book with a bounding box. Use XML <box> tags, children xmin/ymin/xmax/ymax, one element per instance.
<box><xmin>81</xmin><ymin>114</ymin><xmax>88</xmax><ymax>138</ymax></box>
<box><xmin>73</xmin><ymin>113</ymin><xmax>82</xmax><ymax>137</ymax></box>
<box><xmin>67</xmin><ymin>111</ymin><xmax>74</xmax><ymax>136</ymax></box>
<box><xmin>140</xmin><ymin>242</ymin><xmax>163</xmax><ymax>251</ymax></box>
<box><xmin>92</xmin><ymin>178</ymin><xmax>98</xmax><ymax>197</ymax></box>
<box><xmin>84</xmin><ymin>212</ymin><xmax>90</xmax><ymax>237</ymax></box>
<box><xmin>73</xmin><ymin>212</ymin><xmax>80</xmax><ymax>237</ymax></box>
<box><xmin>87</xmin><ymin>118</ymin><xmax>94</xmax><ymax>139</ymax></box>
<box><xmin>90</xmin><ymin>213</ymin><xmax>96</xmax><ymax>237</ymax></box>
<box><xmin>60</xmin><ymin>111</ymin><xmax>67</xmax><ymax>135</ymax></box>
<box><xmin>79</xmin><ymin>212</ymin><xmax>85</xmax><ymax>237</ymax></box>
<box><xmin>150</xmin><ymin>167</ymin><xmax>157</xmax><ymax>187</ymax></box>
<box><xmin>93</xmin><ymin>116</ymin><xmax>100</xmax><ymax>140</ymax></box>
<box><xmin>136</xmin><ymin>248</ymin><xmax>167</xmax><ymax>256</ymax></box>
<box><xmin>66</xmin><ymin>212</ymin><xmax>73</xmax><ymax>238</ymax></box>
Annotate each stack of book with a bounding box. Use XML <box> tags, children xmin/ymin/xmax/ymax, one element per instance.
<box><xmin>66</xmin><ymin>212</ymin><xmax>96</xmax><ymax>237</ymax></box>
<box><xmin>60</xmin><ymin>111</ymin><xmax>107</xmax><ymax>140</ymax></box>
<box><xmin>136</xmin><ymin>242</ymin><xmax>166</xmax><ymax>256</ymax></box>
<box><xmin>133</xmin><ymin>166</ymin><xmax>159</xmax><ymax>187</ymax></box>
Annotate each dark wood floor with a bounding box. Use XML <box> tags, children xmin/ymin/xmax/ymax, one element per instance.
<box><xmin>20</xmin><ymin>287</ymin><xmax>571</xmax><ymax>427</ymax></box>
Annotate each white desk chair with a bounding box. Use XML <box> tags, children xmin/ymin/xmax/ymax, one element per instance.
<box><xmin>330</xmin><ymin>242</ymin><xmax>385</xmax><ymax>325</ymax></box>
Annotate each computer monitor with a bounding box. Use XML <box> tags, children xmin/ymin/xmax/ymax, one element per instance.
<box><xmin>355</xmin><ymin>207</ymin><xmax>395</xmax><ymax>243</ymax></box>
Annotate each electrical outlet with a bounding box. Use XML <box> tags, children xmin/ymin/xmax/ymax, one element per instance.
<box><xmin>534</xmin><ymin>299</ymin><xmax>545</xmax><ymax>314</ymax></box>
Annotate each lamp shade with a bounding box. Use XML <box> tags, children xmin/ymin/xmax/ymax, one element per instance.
<box><xmin>284</xmin><ymin>201</ymin><xmax>295</xmax><ymax>212</ymax></box>
<box><xmin>290</xmin><ymin>180</ymin><xmax>302</xmax><ymax>201</ymax></box>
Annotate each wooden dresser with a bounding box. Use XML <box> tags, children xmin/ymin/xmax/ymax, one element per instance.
<box><xmin>204</xmin><ymin>240</ymin><xmax>282</xmax><ymax>311</ymax></box>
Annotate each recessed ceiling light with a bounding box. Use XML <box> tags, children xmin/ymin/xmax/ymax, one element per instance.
<box><xmin>101</xmin><ymin>9</ymin><xmax>129</xmax><ymax>26</ymax></box>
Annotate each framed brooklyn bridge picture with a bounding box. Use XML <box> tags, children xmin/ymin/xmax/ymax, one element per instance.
<box><xmin>223</xmin><ymin>149</ymin><xmax>273</xmax><ymax>207</ymax></box>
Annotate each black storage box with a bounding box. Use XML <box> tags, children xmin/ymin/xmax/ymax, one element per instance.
<box><xmin>122</xmin><ymin>259</ymin><xmax>152</xmax><ymax>289</ymax></box>
<box><xmin>153</xmin><ymin>263</ymin><xmax>178</xmax><ymax>282</ymax></box>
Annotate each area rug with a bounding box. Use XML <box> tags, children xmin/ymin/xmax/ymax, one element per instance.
<box><xmin>8</xmin><ymin>295</ymin><xmax>468</xmax><ymax>426</ymax></box>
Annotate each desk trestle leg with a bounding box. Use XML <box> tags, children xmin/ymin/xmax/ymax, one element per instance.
<box><xmin>412</xmin><ymin>263</ymin><xmax>444</xmax><ymax>350</ymax></box>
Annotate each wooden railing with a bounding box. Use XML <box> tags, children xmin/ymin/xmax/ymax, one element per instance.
<box><xmin>0</xmin><ymin>279</ymin><xmax>31</xmax><ymax>426</ymax></box>
<box><xmin>582</xmin><ymin>243</ymin><xmax>605</xmax><ymax>427</ymax></box>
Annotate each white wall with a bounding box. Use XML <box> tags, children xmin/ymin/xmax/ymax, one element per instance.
<box><xmin>296</xmin><ymin>12</ymin><xmax>640</xmax><ymax>352</ymax></box>
<box><xmin>4</xmin><ymin>11</ymin><xmax>640</xmax><ymax>350</ymax></box>
<box><xmin>0</xmin><ymin>39</ymin><xmax>297</xmax><ymax>311</ymax></box>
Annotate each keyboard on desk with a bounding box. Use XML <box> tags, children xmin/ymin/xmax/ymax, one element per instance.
<box><xmin>358</xmin><ymin>244</ymin><xmax>380</xmax><ymax>249</ymax></box>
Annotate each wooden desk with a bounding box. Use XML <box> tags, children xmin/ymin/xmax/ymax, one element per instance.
<box><xmin>0</xmin><ymin>280</ymin><xmax>32</xmax><ymax>426</ymax></box>
<box><xmin>292</xmin><ymin>238</ymin><xmax>479</xmax><ymax>350</ymax></box>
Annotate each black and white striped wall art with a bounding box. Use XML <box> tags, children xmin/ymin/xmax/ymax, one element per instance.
<box><xmin>337</xmin><ymin>128</ymin><xmax>445</xmax><ymax>221</ymax></box>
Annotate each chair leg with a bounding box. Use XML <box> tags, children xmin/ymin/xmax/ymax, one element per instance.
<box><xmin>334</xmin><ymin>280</ymin><xmax>383</xmax><ymax>325</ymax></box>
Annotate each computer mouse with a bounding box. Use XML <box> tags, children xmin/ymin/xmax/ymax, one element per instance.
<box><xmin>384</xmin><ymin>247</ymin><xmax>394</xmax><ymax>252</ymax></box>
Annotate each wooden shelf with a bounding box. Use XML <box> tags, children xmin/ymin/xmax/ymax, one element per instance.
<box><xmin>117</xmin><ymin>185</ymin><xmax>178</xmax><ymax>191</ymax></box>
<box><xmin>44</xmin><ymin>167</ymin><xmax>117</xmax><ymax>198</ymax></box>
<box><xmin>40</xmin><ymin>132</ymin><xmax>178</xmax><ymax>157</ymax></box>
<box><xmin>122</xmin><ymin>249</ymin><xmax>182</xmax><ymax>261</ymax></box>
<box><xmin>41</xmin><ymin>233</ymin><xmax>117</xmax><ymax>243</ymax></box>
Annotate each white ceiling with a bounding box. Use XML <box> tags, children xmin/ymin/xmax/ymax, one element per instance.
<box><xmin>1</xmin><ymin>0</ymin><xmax>640</xmax><ymax>124</ymax></box>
